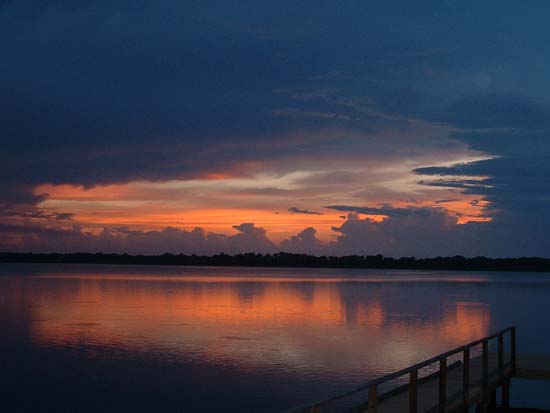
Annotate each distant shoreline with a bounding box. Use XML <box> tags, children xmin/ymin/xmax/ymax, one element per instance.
<box><xmin>1</xmin><ymin>252</ymin><xmax>550</xmax><ymax>272</ymax></box>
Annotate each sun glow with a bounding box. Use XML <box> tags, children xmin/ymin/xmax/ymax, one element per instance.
<box><xmin>30</xmin><ymin>157</ymin><xmax>492</xmax><ymax>247</ymax></box>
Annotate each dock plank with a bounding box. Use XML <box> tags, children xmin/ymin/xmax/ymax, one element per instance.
<box><xmin>516</xmin><ymin>354</ymin><xmax>550</xmax><ymax>380</ymax></box>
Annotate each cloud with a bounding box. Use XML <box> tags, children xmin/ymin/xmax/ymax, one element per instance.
<box><xmin>288</xmin><ymin>207</ymin><xmax>323</xmax><ymax>215</ymax></box>
<box><xmin>430</xmin><ymin>94</ymin><xmax>550</xmax><ymax>130</ymax></box>
<box><xmin>326</xmin><ymin>210</ymin><xmax>479</xmax><ymax>257</ymax></box>
<box><xmin>412</xmin><ymin>94</ymin><xmax>550</xmax><ymax>257</ymax></box>
<box><xmin>415</xmin><ymin>177</ymin><xmax>489</xmax><ymax>191</ymax></box>
<box><xmin>280</xmin><ymin>227</ymin><xmax>324</xmax><ymax>254</ymax></box>
<box><xmin>53</xmin><ymin>213</ymin><xmax>75</xmax><ymax>220</ymax></box>
<box><xmin>0</xmin><ymin>207</ymin><xmax>545</xmax><ymax>257</ymax></box>
<box><xmin>0</xmin><ymin>0</ymin><xmax>486</xmax><ymax>205</ymax></box>
<box><xmin>0</xmin><ymin>209</ymin><xmax>74</xmax><ymax>221</ymax></box>
<box><xmin>272</xmin><ymin>108</ymin><xmax>354</xmax><ymax>121</ymax></box>
<box><xmin>229</xmin><ymin>223</ymin><xmax>277</xmax><ymax>253</ymax></box>
<box><xmin>2</xmin><ymin>2</ymin><xmax>550</xmax><ymax>257</ymax></box>
<box><xmin>325</xmin><ymin>205</ymin><xmax>434</xmax><ymax>218</ymax></box>
<box><xmin>0</xmin><ymin>223</ymin><xmax>277</xmax><ymax>255</ymax></box>
<box><xmin>435</xmin><ymin>199</ymin><xmax>460</xmax><ymax>204</ymax></box>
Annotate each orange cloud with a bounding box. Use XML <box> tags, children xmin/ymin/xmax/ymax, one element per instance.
<box><xmin>32</xmin><ymin>170</ymin><xmax>491</xmax><ymax>245</ymax></box>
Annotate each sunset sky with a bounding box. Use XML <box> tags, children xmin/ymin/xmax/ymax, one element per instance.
<box><xmin>2</xmin><ymin>1</ymin><xmax>550</xmax><ymax>257</ymax></box>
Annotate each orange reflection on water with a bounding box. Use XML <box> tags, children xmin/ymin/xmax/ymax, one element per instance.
<box><xmin>356</xmin><ymin>301</ymin><xmax>386</xmax><ymax>330</ymax></box>
<box><xmin>441</xmin><ymin>302</ymin><xmax>491</xmax><ymax>342</ymax></box>
<box><xmin>25</xmin><ymin>273</ymin><xmax>491</xmax><ymax>378</ymax></box>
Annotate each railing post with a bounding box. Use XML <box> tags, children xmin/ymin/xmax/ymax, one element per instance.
<box><xmin>482</xmin><ymin>340</ymin><xmax>489</xmax><ymax>383</ymax></box>
<box><xmin>439</xmin><ymin>357</ymin><xmax>447</xmax><ymax>412</ymax></box>
<box><xmin>489</xmin><ymin>391</ymin><xmax>497</xmax><ymax>411</ymax></box>
<box><xmin>502</xmin><ymin>379</ymin><xmax>510</xmax><ymax>413</ymax></box>
<box><xmin>511</xmin><ymin>327</ymin><xmax>517</xmax><ymax>373</ymax></box>
<box><xmin>482</xmin><ymin>339</ymin><xmax>489</xmax><ymax>410</ymax></box>
<box><xmin>367</xmin><ymin>383</ymin><xmax>378</xmax><ymax>413</ymax></box>
<box><xmin>463</xmin><ymin>347</ymin><xmax>470</xmax><ymax>409</ymax></box>
<box><xmin>409</xmin><ymin>369</ymin><xmax>418</xmax><ymax>413</ymax></box>
<box><xmin>498</xmin><ymin>333</ymin><xmax>504</xmax><ymax>378</ymax></box>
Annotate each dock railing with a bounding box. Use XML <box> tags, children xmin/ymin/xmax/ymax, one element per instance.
<box><xmin>290</xmin><ymin>326</ymin><xmax>516</xmax><ymax>413</ymax></box>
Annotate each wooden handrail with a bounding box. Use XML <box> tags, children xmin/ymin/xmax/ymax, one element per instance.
<box><xmin>288</xmin><ymin>326</ymin><xmax>516</xmax><ymax>413</ymax></box>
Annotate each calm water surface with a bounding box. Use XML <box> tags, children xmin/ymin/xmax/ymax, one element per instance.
<box><xmin>2</xmin><ymin>264</ymin><xmax>550</xmax><ymax>411</ymax></box>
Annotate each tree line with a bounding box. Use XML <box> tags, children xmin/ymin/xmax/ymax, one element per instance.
<box><xmin>1</xmin><ymin>252</ymin><xmax>550</xmax><ymax>272</ymax></box>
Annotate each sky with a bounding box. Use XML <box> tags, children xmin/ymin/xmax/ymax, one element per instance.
<box><xmin>1</xmin><ymin>0</ymin><xmax>550</xmax><ymax>257</ymax></box>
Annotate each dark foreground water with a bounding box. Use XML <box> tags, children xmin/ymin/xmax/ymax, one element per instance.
<box><xmin>2</xmin><ymin>264</ymin><xmax>550</xmax><ymax>412</ymax></box>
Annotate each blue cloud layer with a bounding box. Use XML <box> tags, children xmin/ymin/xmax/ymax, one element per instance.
<box><xmin>2</xmin><ymin>1</ymin><xmax>550</xmax><ymax>255</ymax></box>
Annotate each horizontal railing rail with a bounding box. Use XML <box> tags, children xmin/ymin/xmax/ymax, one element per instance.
<box><xmin>289</xmin><ymin>326</ymin><xmax>516</xmax><ymax>413</ymax></box>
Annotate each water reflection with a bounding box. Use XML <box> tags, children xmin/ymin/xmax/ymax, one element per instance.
<box><xmin>7</xmin><ymin>264</ymin><xmax>545</xmax><ymax>412</ymax></box>
<box><xmin>11</xmin><ymin>271</ymin><xmax>491</xmax><ymax>380</ymax></box>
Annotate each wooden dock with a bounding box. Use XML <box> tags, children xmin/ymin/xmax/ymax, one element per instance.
<box><xmin>515</xmin><ymin>354</ymin><xmax>550</xmax><ymax>381</ymax></box>
<box><xmin>288</xmin><ymin>327</ymin><xmax>550</xmax><ymax>413</ymax></box>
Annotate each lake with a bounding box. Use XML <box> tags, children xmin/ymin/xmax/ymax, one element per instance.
<box><xmin>2</xmin><ymin>264</ymin><xmax>550</xmax><ymax>412</ymax></box>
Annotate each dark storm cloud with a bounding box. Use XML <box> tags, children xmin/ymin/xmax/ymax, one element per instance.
<box><xmin>2</xmin><ymin>0</ymin><xmax>550</xmax><ymax>256</ymax></box>
<box><xmin>4</xmin><ymin>0</ymin><xmax>547</xmax><ymax>191</ymax></box>
<box><xmin>432</xmin><ymin>94</ymin><xmax>550</xmax><ymax>130</ymax></box>
<box><xmin>414</xmin><ymin>99</ymin><xmax>550</xmax><ymax>256</ymax></box>
<box><xmin>0</xmin><ymin>0</ymin><xmax>309</xmax><ymax>190</ymax></box>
